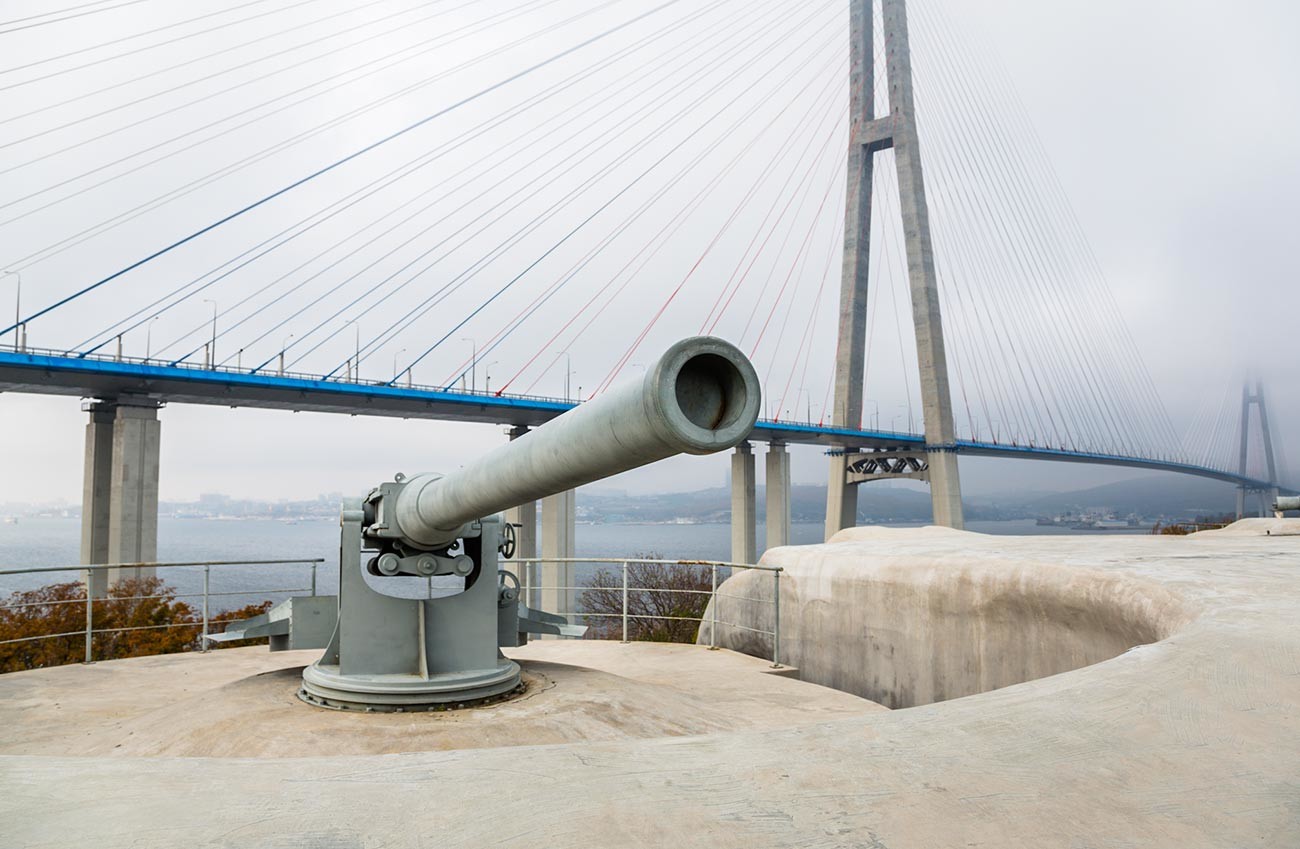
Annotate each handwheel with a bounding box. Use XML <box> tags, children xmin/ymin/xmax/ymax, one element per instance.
<box><xmin>499</xmin><ymin>522</ymin><xmax>517</xmax><ymax>560</ymax></box>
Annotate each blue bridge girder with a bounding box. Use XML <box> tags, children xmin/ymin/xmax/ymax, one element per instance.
<box><xmin>0</xmin><ymin>348</ymin><xmax>1287</xmax><ymax>495</ymax></box>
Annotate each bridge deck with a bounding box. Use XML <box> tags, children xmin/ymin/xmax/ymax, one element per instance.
<box><xmin>0</xmin><ymin>349</ymin><xmax>1283</xmax><ymax>492</ymax></box>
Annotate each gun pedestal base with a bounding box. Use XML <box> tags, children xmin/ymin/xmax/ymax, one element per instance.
<box><xmin>299</xmin><ymin>659</ymin><xmax>522</xmax><ymax>712</ymax></box>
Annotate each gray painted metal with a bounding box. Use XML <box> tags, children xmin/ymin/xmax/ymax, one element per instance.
<box><xmin>206</xmin><ymin>595</ymin><xmax>338</xmax><ymax>651</ymax></box>
<box><xmin>387</xmin><ymin>337</ymin><xmax>760</xmax><ymax>548</ymax></box>
<box><xmin>300</xmin><ymin>337</ymin><xmax>762</xmax><ymax>710</ymax></box>
<box><xmin>1275</xmin><ymin>496</ymin><xmax>1300</xmax><ymax>513</ymax></box>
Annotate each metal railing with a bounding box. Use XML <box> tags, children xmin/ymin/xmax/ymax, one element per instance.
<box><xmin>0</xmin><ymin>555</ymin><xmax>781</xmax><ymax>669</ymax></box>
<box><xmin>504</xmin><ymin>557</ymin><xmax>782</xmax><ymax>667</ymax></box>
<box><xmin>0</xmin><ymin>559</ymin><xmax>324</xmax><ymax>664</ymax></box>
<box><xmin>0</xmin><ymin>342</ymin><xmax>578</xmax><ymax>405</ymax></box>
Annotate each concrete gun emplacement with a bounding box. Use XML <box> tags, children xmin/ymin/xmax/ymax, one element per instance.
<box><xmin>299</xmin><ymin>336</ymin><xmax>761</xmax><ymax>711</ymax></box>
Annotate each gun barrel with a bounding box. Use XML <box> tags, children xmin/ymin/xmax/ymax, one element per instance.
<box><xmin>390</xmin><ymin>336</ymin><xmax>761</xmax><ymax>547</ymax></box>
<box><xmin>1275</xmin><ymin>496</ymin><xmax>1300</xmax><ymax>513</ymax></box>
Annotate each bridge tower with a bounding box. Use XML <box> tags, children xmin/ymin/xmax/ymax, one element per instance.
<box><xmin>826</xmin><ymin>0</ymin><xmax>964</xmax><ymax>539</ymax></box>
<box><xmin>1235</xmin><ymin>381</ymin><xmax>1279</xmax><ymax>518</ymax></box>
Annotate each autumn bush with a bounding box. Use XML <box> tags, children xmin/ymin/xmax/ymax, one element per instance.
<box><xmin>578</xmin><ymin>557</ymin><xmax>719</xmax><ymax>643</ymax></box>
<box><xmin>0</xmin><ymin>578</ymin><xmax>275</xmax><ymax>673</ymax></box>
<box><xmin>1152</xmin><ymin>514</ymin><xmax>1235</xmax><ymax>535</ymax></box>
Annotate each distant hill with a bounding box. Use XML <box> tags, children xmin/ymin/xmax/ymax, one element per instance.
<box><xmin>1012</xmin><ymin>475</ymin><xmax>1239</xmax><ymax>518</ymax></box>
<box><xmin>578</xmin><ymin>484</ymin><xmax>1011</xmax><ymax>524</ymax></box>
<box><xmin>577</xmin><ymin>473</ymin><xmax>1243</xmax><ymax>524</ymax></box>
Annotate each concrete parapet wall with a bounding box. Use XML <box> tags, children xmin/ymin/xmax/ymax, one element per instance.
<box><xmin>702</xmin><ymin>526</ymin><xmax>1195</xmax><ymax>708</ymax></box>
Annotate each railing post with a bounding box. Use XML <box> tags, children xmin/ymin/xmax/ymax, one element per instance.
<box><xmin>201</xmin><ymin>564</ymin><xmax>210</xmax><ymax>652</ymax></box>
<box><xmin>709</xmin><ymin>563</ymin><xmax>719</xmax><ymax>650</ymax></box>
<box><xmin>311</xmin><ymin>561</ymin><xmax>318</xmax><ymax>596</ymax></box>
<box><xmin>771</xmin><ymin>569</ymin><xmax>781</xmax><ymax>668</ymax></box>
<box><xmin>83</xmin><ymin>570</ymin><xmax>93</xmax><ymax>664</ymax></box>
<box><xmin>620</xmin><ymin>561</ymin><xmax>629</xmax><ymax>644</ymax></box>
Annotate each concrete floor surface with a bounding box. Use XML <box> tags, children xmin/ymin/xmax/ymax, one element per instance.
<box><xmin>0</xmin><ymin>642</ymin><xmax>878</xmax><ymax>758</ymax></box>
<box><xmin>1</xmin><ymin>523</ymin><xmax>1298</xmax><ymax>848</ymax></box>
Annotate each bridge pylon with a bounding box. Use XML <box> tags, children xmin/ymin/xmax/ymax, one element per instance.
<box><xmin>826</xmin><ymin>0</ymin><xmax>964</xmax><ymax>539</ymax></box>
<box><xmin>1235</xmin><ymin>381</ymin><xmax>1280</xmax><ymax>518</ymax></box>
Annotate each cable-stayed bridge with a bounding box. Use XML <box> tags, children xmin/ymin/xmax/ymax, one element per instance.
<box><xmin>0</xmin><ymin>0</ymin><xmax>1290</xmax><ymax>569</ymax></box>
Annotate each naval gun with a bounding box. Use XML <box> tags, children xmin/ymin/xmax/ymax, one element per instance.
<box><xmin>299</xmin><ymin>336</ymin><xmax>761</xmax><ymax>711</ymax></box>
<box><xmin>1275</xmin><ymin>495</ymin><xmax>1300</xmax><ymax>517</ymax></box>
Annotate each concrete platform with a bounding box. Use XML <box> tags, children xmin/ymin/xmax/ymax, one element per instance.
<box><xmin>2</xmin><ymin>524</ymin><xmax>1298</xmax><ymax>847</ymax></box>
<box><xmin>0</xmin><ymin>642</ymin><xmax>879</xmax><ymax>758</ymax></box>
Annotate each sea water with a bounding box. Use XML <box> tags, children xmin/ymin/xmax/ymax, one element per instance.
<box><xmin>0</xmin><ymin>515</ymin><xmax>1093</xmax><ymax>610</ymax></box>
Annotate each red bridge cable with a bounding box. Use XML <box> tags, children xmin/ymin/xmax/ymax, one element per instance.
<box><xmin>367</xmin><ymin>0</ymin><xmax>841</xmax><ymax>380</ymax></box>
<box><xmin>161</xmin><ymin>0</ymin><xmax>752</xmax><ymax>366</ymax></box>
<box><xmin>483</xmin><ymin>25</ymin><xmax>843</xmax><ymax>394</ymax></box>
<box><xmin>592</xmin><ymin>93</ymin><xmax>844</xmax><ymax>397</ymax></box>
<box><xmin>391</xmin><ymin>0</ymin><xmax>844</xmax><ymax>384</ymax></box>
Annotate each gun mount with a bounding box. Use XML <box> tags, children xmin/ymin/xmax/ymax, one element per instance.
<box><xmin>299</xmin><ymin>336</ymin><xmax>761</xmax><ymax>711</ymax></box>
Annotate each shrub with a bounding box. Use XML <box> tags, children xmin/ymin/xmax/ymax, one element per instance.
<box><xmin>0</xmin><ymin>579</ymin><xmax>277</xmax><ymax>673</ymax></box>
<box><xmin>579</xmin><ymin>557</ymin><xmax>719</xmax><ymax>643</ymax></box>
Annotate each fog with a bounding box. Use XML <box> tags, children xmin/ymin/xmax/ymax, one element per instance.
<box><xmin>1</xmin><ymin>0</ymin><xmax>1295</xmax><ymax>504</ymax></box>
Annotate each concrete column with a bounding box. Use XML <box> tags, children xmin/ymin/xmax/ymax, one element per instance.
<box><xmin>730</xmin><ymin>443</ymin><xmax>756</xmax><ymax>564</ymax></box>
<box><xmin>540</xmin><ymin>489</ymin><xmax>575</xmax><ymax>625</ymax></box>
<box><xmin>79</xmin><ymin>402</ymin><xmax>116</xmax><ymax>598</ymax></box>
<box><xmin>825</xmin><ymin>454</ymin><xmax>855</xmax><ymax>541</ymax></box>
<box><xmin>765</xmin><ymin>443</ymin><xmax>791</xmax><ymax>552</ymax></box>
<box><xmin>502</xmin><ymin>426</ymin><xmax>538</xmax><ymax>606</ymax></box>
<box><xmin>106</xmin><ymin>399</ymin><xmax>161</xmax><ymax>586</ymax></box>
<box><xmin>1255</xmin><ymin>381</ymin><xmax>1278</xmax><ymax>485</ymax></box>
<box><xmin>825</xmin><ymin>0</ymin><xmax>875</xmax><ymax>541</ymax></box>
<box><xmin>881</xmin><ymin>0</ymin><xmax>964</xmax><ymax>529</ymax></box>
<box><xmin>1236</xmin><ymin>383</ymin><xmax>1251</xmax><ymax>519</ymax></box>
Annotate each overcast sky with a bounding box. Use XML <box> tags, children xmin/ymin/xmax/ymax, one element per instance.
<box><xmin>0</xmin><ymin>0</ymin><xmax>1296</xmax><ymax>505</ymax></box>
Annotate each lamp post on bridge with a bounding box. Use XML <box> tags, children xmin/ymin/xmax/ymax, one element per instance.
<box><xmin>279</xmin><ymin>334</ymin><xmax>294</xmax><ymax>376</ymax></box>
<box><xmin>461</xmin><ymin>337</ymin><xmax>477</xmax><ymax>392</ymax></box>
<box><xmin>3</xmin><ymin>270</ymin><xmax>18</xmax><ymax>350</ymax></box>
<box><xmin>484</xmin><ymin>361</ymin><xmax>498</xmax><ymax>395</ymax></box>
<box><xmin>393</xmin><ymin>348</ymin><xmax>407</xmax><ymax>386</ymax></box>
<box><xmin>556</xmin><ymin>349</ymin><xmax>572</xmax><ymax>402</ymax></box>
<box><xmin>145</xmin><ymin>316</ymin><xmax>160</xmax><ymax>359</ymax></box>
<box><xmin>344</xmin><ymin>319</ymin><xmax>361</xmax><ymax>381</ymax></box>
<box><xmin>202</xmin><ymin>299</ymin><xmax>217</xmax><ymax>367</ymax></box>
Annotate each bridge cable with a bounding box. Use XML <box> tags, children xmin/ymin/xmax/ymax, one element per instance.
<box><xmin>212</xmin><ymin>0</ymin><xmax>787</xmax><ymax>372</ymax></box>
<box><xmin>70</xmin><ymin>0</ymin><xmax>727</xmax><ymax>357</ymax></box>
<box><xmin>459</xmin><ymin>30</ymin><xmax>844</xmax><ymax>393</ymax></box>
<box><xmin>137</xmin><ymin>0</ymin><xmax>739</xmax><ymax>363</ymax></box>
<box><xmin>507</xmin><ymin>60</ymin><xmax>848</xmax><ymax>397</ymax></box>
<box><xmin>0</xmin><ymin>0</ymin><xmax>308</xmax><ymax>83</ymax></box>
<box><xmin>387</xmin><ymin>1</ymin><xmax>844</xmax><ymax>384</ymax></box>
<box><xmin>0</xmin><ymin>0</ymin><xmax>567</xmax><ymax>212</ymax></box>
<box><xmin>0</xmin><ymin>0</ymin><xmax>151</xmax><ymax>34</ymax></box>
<box><xmin>258</xmin><ymin>0</ymin><xmax>820</xmax><ymax>376</ymax></box>
<box><xmin>0</xmin><ymin>0</ymin><xmax>449</xmax><ymax>145</ymax></box>
<box><xmin>0</xmin><ymin>0</ymin><xmax>690</xmax><ymax>338</ymax></box>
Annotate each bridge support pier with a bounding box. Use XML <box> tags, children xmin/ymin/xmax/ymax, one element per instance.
<box><xmin>825</xmin><ymin>453</ymin><xmax>856</xmax><ymax>541</ymax></box>
<box><xmin>765</xmin><ymin>443</ymin><xmax>790</xmax><ymax>551</ymax></box>
<box><xmin>540</xmin><ymin>489</ymin><xmax>575</xmax><ymax>629</ymax></box>
<box><xmin>80</xmin><ymin>397</ymin><xmax>162</xmax><ymax>596</ymax></box>
<box><xmin>730</xmin><ymin>442</ymin><xmax>756</xmax><ymax>564</ymax></box>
